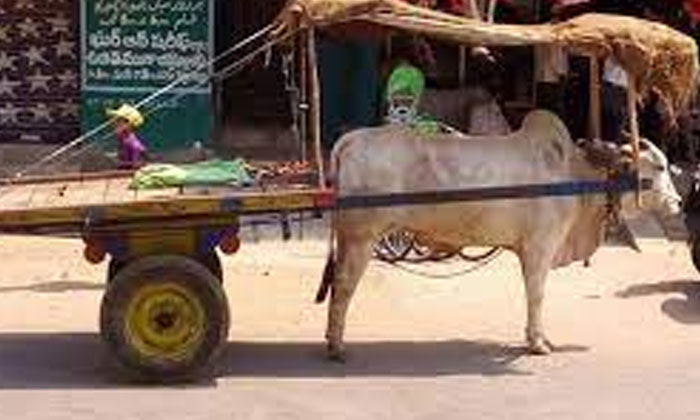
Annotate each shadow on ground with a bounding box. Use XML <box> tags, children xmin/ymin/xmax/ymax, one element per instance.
<box><xmin>0</xmin><ymin>281</ymin><xmax>104</xmax><ymax>294</ymax></box>
<box><xmin>0</xmin><ymin>333</ymin><xmax>594</xmax><ymax>389</ymax></box>
<box><xmin>616</xmin><ymin>280</ymin><xmax>700</xmax><ymax>324</ymax></box>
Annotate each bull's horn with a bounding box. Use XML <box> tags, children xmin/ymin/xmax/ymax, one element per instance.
<box><xmin>638</xmin><ymin>138</ymin><xmax>652</xmax><ymax>150</ymax></box>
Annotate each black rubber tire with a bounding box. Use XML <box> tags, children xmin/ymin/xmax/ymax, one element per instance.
<box><xmin>691</xmin><ymin>238</ymin><xmax>700</xmax><ymax>274</ymax></box>
<box><xmin>100</xmin><ymin>255</ymin><xmax>229</xmax><ymax>381</ymax></box>
<box><xmin>109</xmin><ymin>252</ymin><xmax>222</xmax><ymax>283</ymax></box>
<box><xmin>107</xmin><ymin>258</ymin><xmax>127</xmax><ymax>282</ymax></box>
<box><xmin>198</xmin><ymin>252</ymin><xmax>223</xmax><ymax>281</ymax></box>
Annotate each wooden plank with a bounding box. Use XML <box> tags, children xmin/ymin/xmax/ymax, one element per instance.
<box><xmin>102</xmin><ymin>177</ymin><xmax>137</xmax><ymax>205</ymax></box>
<box><xmin>240</xmin><ymin>193</ymin><xmax>317</xmax><ymax>212</ymax></box>
<box><xmin>0</xmin><ymin>184</ymin><xmax>40</xmax><ymax>210</ymax></box>
<box><xmin>28</xmin><ymin>182</ymin><xmax>69</xmax><ymax>209</ymax></box>
<box><xmin>134</xmin><ymin>188</ymin><xmax>184</xmax><ymax>203</ymax></box>
<box><xmin>102</xmin><ymin>178</ymin><xmax>112</xmax><ymax>204</ymax></box>
<box><xmin>55</xmin><ymin>180</ymin><xmax>100</xmax><ymax>207</ymax></box>
<box><xmin>0</xmin><ymin>169</ymin><xmax>133</xmax><ymax>187</ymax></box>
<box><xmin>0</xmin><ymin>188</ymin><xmax>326</xmax><ymax>231</ymax></box>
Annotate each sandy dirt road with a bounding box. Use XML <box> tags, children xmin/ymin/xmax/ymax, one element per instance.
<box><xmin>0</xmin><ymin>220</ymin><xmax>698</xmax><ymax>419</ymax></box>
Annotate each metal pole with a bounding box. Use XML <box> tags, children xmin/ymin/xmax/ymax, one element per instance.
<box><xmin>626</xmin><ymin>73</ymin><xmax>641</xmax><ymax>206</ymax></box>
<box><xmin>299</xmin><ymin>31</ymin><xmax>309</xmax><ymax>162</ymax></box>
<box><xmin>487</xmin><ymin>0</ymin><xmax>497</xmax><ymax>23</ymax></box>
<box><xmin>588</xmin><ymin>55</ymin><xmax>601</xmax><ymax>140</ymax></box>
<box><xmin>308</xmin><ymin>27</ymin><xmax>326</xmax><ymax>187</ymax></box>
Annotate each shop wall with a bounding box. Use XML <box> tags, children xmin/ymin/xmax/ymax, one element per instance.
<box><xmin>0</xmin><ymin>0</ymin><xmax>80</xmax><ymax>145</ymax></box>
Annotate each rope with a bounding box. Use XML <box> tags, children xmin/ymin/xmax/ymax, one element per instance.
<box><xmin>7</xmin><ymin>24</ymin><xmax>277</xmax><ymax>182</ymax></box>
<box><xmin>378</xmin><ymin>248</ymin><xmax>504</xmax><ymax>279</ymax></box>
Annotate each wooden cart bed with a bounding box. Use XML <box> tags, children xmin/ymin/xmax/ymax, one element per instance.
<box><xmin>0</xmin><ymin>171</ymin><xmax>330</xmax><ymax>234</ymax></box>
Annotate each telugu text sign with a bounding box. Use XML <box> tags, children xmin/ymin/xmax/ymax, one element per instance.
<box><xmin>80</xmin><ymin>0</ymin><xmax>214</xmax><ymax>150</ymax></box>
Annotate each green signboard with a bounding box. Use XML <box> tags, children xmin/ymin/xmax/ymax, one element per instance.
<box><xmin>80</xmin><ymin>0</ymin><xmax>214</xmax><ymax>151</ymax></box>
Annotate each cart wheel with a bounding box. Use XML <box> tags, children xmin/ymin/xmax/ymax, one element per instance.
<box><xmin>100</xmin><ymin>255</ymin><xmax>229</xmax><ymax>381</ymax></box>
<box><xmin>109</xmin><ymin>253</ymin><xmax>222</xmax><ymax>283</ymax></box>
<box><xmin>108</xmin><ymin>259</ymin><xmax>127</xmax><ymax>282</ymax></box>
<box><xmin>198</xmin><ymin>252</ymin><xmax>223</xmax><ymax>281</ymax></box>
<box><xmin>691</xmin><ymin>239</ymin><xmax>700</xmax><ymax>273</ymax></box>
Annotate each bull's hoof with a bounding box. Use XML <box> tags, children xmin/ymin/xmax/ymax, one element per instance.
<box><xmin>326</xmin><ymin>343</ymin><xmax>346</xmax><ymax>363</ymax></box>
<box><xmin>527</xmin><ymin>337</ymin><xmax>554</xmax><ymax>355</ymax></box>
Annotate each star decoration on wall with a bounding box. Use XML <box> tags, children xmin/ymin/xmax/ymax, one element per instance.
<box><xmin>0</xmin><ymin>2</ymin><xmax>80</xmax><ymax>145</ymax></box>
<box><xmin>27</xmin><ymin>70</ymin><xmax>52</xmax><ymax>93</ymax></box>
<box><xmin>0</xmin><ymin>52</ymin><xmax>18</xmax><ymax>72</ymax></box>
<box><xmin>0</xmin><ymin>27</ymin><xmax>11</xmax><ymax>43</ymax></box>
<box><xmin>55</xmin><ymin>39</ymin><xmax>75</xmax><ymax>59</ymax></box>
<box><xmin>24</xmin><ymin>46</ymin><xmax>49</xmax><ymax>67</ymax></box>
<box><xmin>60</xmin><ymin>102</ymin><xmax>79</xmax><ymax>119</ymax></box>
<box><xmin>0</xmin><ymin>77</ymin><xmax>22</xmax><ymax>97</ymax></box>
<box><xmin>56</xmin><ymin>69</ymin><xmax>77</xmax><ymax>88</ymax></box>
<box><xmin>15</xmin><ymin>0</ymin><xmax>35</xmax><ymax>9</ymax></box>
<box><xmin>18</xmin><ymin>18</ymin><xmax>41</xmax><ymax>39</ymax></box>
<box><xmin>31</xmin><ymin>103</ymin><xmax>53</xmax><ymax>122</ymax></box>
<box><xmin>0</xmin><ymin>103</ymin><xmax>21</xmax><ymax>124</ymax></box>
<box><xmin>47</xmin><ymin>16</ymin><xmax>71</xmax><ymax>36</ymax></box>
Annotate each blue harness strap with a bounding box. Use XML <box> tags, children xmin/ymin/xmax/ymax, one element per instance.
<box><xmin>334</xmin><ymin>175</ymin><xmax>649</xmax><ymax>210</ymax></box>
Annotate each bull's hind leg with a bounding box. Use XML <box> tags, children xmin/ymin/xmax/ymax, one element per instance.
<box><xmin>325</xmin><ymin>233</ymin><xmax>373</xmax><ymax>362</ymax></box>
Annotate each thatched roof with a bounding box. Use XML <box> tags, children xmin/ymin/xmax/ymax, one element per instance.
<box><xmin>273</xmin><ymin>0</ymin><xmax>699</xmax><ymax>119</ymax></box>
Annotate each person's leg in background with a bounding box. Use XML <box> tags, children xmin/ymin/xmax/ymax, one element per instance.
<box><xmin>345</xmin><ymin>39</ymin><xmax>382</xmax><ymax>133</ymax></box>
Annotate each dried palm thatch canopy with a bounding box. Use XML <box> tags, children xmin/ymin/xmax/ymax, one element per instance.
<box><xmin>272</xmin><ymin>0</ymin><xmax>699</xmax><ymax>120</ymax></box>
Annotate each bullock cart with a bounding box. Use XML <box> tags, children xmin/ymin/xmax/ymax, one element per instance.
<box><xmin>0</xmin><ymin>0</ymin><xmax>696</xmax><ymax>381</ymax></box>
<box><xmin>0</xmin><ymin>165</ymin><xmax>652</xmax><ymax>379</ymax></box>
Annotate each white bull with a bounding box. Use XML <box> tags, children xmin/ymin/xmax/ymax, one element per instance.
<box><xmin>317</xmin><ymin>110</ymin><xmax>681</xmax><ymax>360</ymax></box>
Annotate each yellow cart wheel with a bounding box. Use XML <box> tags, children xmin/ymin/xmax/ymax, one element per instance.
<box><xmin>100</xmin><ymin>255</ymin><xmax>229</xmax><ymax>381</ymax></box>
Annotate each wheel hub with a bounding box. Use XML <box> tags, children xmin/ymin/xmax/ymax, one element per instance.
<box><xmin>125</xmin><ymin>283</ymin><xmax>206</xmax><ymax>362</ymax></box>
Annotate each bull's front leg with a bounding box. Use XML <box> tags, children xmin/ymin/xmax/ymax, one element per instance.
<box><xmin>326</xmin><ymin>235</ymin><xmax>373</xmax><ymax>362</ymax></box>
<box><xmin>519</xmin><ymin>248</ymin><xmax>556</xmax><ymax>355</ymax></box>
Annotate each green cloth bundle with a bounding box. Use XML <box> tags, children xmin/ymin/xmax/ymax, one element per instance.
<box><xmin>129</xmin><ymin>159</ymin><xmax>253</xmax><ymax>190</ymax></box>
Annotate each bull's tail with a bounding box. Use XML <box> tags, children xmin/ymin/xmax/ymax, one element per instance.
<box><xmin>315</xmin><ymin>208</ymin><xmax>337</xmax><ymax>303</ymax></box>
<box><xmin>315</xmin><ymin>134</ymin><xmax>350</xmax><ymax>303</ymax></box>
